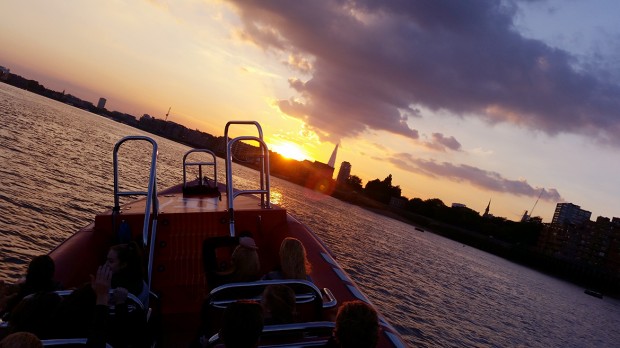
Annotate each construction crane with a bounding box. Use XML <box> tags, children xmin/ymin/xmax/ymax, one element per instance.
<box><xmin>165</xmin><ymin>106</ymin><xmax>171</xmax><ymax>121</ymax></box>
<box><xmin>529</xmin><ymin>189</ymin><xmax>544</xmax><ymax>218</ymax></box>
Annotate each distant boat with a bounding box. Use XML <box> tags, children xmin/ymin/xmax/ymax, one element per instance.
<box><xmin>584</xmin><ymin>289</ymin><xmax>603</xmax><ymax>299</ymax></box>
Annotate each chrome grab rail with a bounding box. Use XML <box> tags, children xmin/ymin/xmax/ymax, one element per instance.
<box><xmin>112</xmin><ymin>136</ymin><xmax>158</xmax><ymax>299</ymax></box>
<box><xmin>206</xmin><ymin>321</ymin><xmax>335</xmax><ymax>347</ymax></box>
<box><xmin>41</xmin><ymin>338</ymin><xmax>113</xmax><ymax>347</ymax></box>
<box><xmin>321</xmin><ymin>287</ymin><xmax>338</xmax><ymax>309</ymax></box>
<box><xmin>54</xmin><ymin>289</ymin><xmax>145</xmax><ymax>312</ymax></box>
<box><xmin>207</xmin><ymin>279</ymin><xmax>322</xmax><ymax>309</ymax></box>
<box><xmin>223</xmin><ymin>121</ymin><xmax>271</xmax><ymax>237</ymax></box>
<box><xmin>183</xmin><ymin>149</ymin><xmax>218</xmax><ymax>189</ymax></box>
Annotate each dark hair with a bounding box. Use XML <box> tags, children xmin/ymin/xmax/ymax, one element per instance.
<box><xmin>110</xmin><ymin>242</ymin><xmax>145</xmax><ymax>296</ymax></box>
<box><xmin>335</xmin><ymin>301</ymin><xmax>379</xmax><ymax>348</ymax></box>
<box><xmin>220</xmin><ymin>300</ymin><xmax>264</xmax><ymax>348</ymax></box>
<box><xmin>1</xmin><ymin>255</ymin><xmax>58</xmax><ymax>320</ymax></box>
<box><xmin>24</xmin><ymin>255</ymin><xmax>56</xmax><ymax>292</ymax></box>
<box><xmin>261</xmin><ymin>284</ymin><xmax>296</xmax><ymax>325</ymax></box>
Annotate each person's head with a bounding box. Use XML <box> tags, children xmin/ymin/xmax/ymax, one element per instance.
<box><xmin>279</xmin><ymin>238</ymin><xmax>311</xmax><ymax>280</ymax></box>
<box><xmin>0</xmin><ymin>331</ymin><xmax>43</xmax><ymax>348</ymax></box>
<box><xmin>334</xmin><ymin>301</ymin><xmax>379</xmax><ymax>348</ymax></box>
<box><xmin>25</xmin><ymin>255</ymin><xmax>55</xmax><ymax>291</ymax></box>
<box><xmin>261</xmin><ymin>284</ymin><xmax>296</xmax><ymax>324</ymax></box>
<box><xmin>106</xmin><ymin>242</ymin><xmax>143</xmax><ymax>278</ymax></box>
<box><xmin>231</xmin><ymin>245</ymin><xmax>260</xmax><ymax>282</ymax></box>
<box><xmin>219</xmin><ymin>300</ymin><xmax>264</xmax><ymax>348</ymax></box>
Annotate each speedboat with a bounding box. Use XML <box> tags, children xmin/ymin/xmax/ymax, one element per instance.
<box><xmin>44</xmin><ymin>121</ymin><xmax>406</xmax><ymax>347</ymax></box>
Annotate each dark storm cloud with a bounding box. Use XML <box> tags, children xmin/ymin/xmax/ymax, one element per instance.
<box><xmin>389</xmin><ymin>153</ymin><xmax>562</xmax><ymax>200</ymax></box>
<box><xmin>226</xmin><ymin>0</ymin><xmax>620</xmax><ymax>146</ymax></box>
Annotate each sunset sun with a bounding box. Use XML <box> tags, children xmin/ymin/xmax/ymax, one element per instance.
<box><xmin>272</xmin><ymin>142</ymin><xmax>307</xmax><ymax>161</ymax></box>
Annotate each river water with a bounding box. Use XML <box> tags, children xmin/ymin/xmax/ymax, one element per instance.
<box><xmin>1</xmin><ymin>83</ymin><xmax>619</xmax><ymax>347</ymax></box>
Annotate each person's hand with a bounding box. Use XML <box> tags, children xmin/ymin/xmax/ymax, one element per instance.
<box><xmin>110</xmin><ymin>287</ymin><xmax>128</xmax><ymax>305</ymax></box>
<box><xmin>90</xmin><ymin>264</ymin><xmax>112</xmax><ymax>305</ymax></box>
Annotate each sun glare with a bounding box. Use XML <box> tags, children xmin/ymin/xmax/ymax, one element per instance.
<box><xmin>272</xmin><ymin>142</ymin><xmax>307</xmax><ymax>161</ymax></box>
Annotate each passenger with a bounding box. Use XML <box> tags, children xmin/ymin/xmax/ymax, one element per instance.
<box><xmin>0</xmin><ymin>331</ymin><xmax>43</xmax><ymax>348</ymax></box>
<box><xmin>52</xmin><ymin>264</ymin><xmax>145</xmax><ymax>348</ymax></box>
<box><xmin>87</xmin><ymin>264</ymin><xmax>114</xmax><ymax>348</ymax></box>
<box><xmin>329</xmin><ymin>300</ymin><xmax>379</xmax><ymax>348</ymax></box>
<box><xmin>5</xmin><ymin>291</ymin><xmax>62</xmax><ymax>339</ymax></box>
<box><xmin>216</xmin><ymin>238</ymin><xmax>261</xmax><ymax>284</ymax></box>
<box><xmin>262</xmin><ymin>238</ymin><xmax>312</xmax><ymax>281</ymax></box>
<box><xmin>52</xmin><ymin>282</ymin><xmax>97</xmax><ymax>338</ymax></box>
<box><xmin>0</xmin><ymin>255</ymin><xmax>61</xmax><ymax>321</ymax></box>
<box><xmin>261</xmin><ymin>284</ymin><xmax>296</xmax><ymax>325</ymax></box>
<box><xmin>105</xmin><ymin>242</ymin><xmax>149</xmax><ymax>307</ymax></box>
<box><xmin>219</xmin><ymin>300</ymin><xmax>264</xmax><ymax>348</ymax></box>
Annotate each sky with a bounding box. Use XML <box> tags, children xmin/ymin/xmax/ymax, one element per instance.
<box><xmin>1</xmin><ymin>0</ymin><xmax>619</xmax><ymax>222</ymax></box>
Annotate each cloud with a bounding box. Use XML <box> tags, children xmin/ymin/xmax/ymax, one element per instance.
<box><xmin>389</xmin><ymin>153</ymin><xmax>562</xmax><ymax>201</ymax></box>
<box><xmin>424</xmin><ymin>133</ymin><xmax>462</xmax><ymax>152</ymax></box>
<box><xmin>224</xmin><ymin>0</ymin><xmax>620</xmax><ymax>146</ymax></box>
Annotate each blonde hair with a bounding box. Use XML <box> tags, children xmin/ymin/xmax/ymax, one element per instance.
<box><xmin>279</xmin><ymin>237</ymin><xmax>311</xmax><ymax>280</ymax></box>
<box><xmin>231</xmin><ymin>245</ymin><xmax>260</xmax><ymax>281</ymax></box>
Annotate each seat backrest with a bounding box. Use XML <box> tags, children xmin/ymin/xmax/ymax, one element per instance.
<box><xmin>201</xmin><ymin>279</ymin><xmax>324</xmax><ymax>337</ymax></box>
<box><xmin>205</xmin><ymin>321</ymin><xmax>335</xmax><ymax>348</ymax></box>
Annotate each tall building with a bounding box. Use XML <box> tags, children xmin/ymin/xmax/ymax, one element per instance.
<box><xmin>336</xmin><ymin>161</ymin><xmax>351</xmax><ymax>183</ymax></box>
<box><xmin>552</xmin><ymin>203</ymin><xmax>592</xmax><ymax>225</ymax></box>
<box><xmin>327</xmin><ymin>143</ymin><xmax>339</xmax><ymax>168</ymax></box>
<box><xmin>97</xmin><ymin>97</ymin><xmax>107</xmax><ymax>109</ymax></box>
<box><xmin>482</xmin><ymin>199</ymin><xmax>491</xmax><ymax>217</ymax></box>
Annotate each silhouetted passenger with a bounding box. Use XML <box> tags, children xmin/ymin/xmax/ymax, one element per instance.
<box><xmin>87</xmin><ymin>264</ymin><xmax>113</xmax><ymax>348</ymax></box>
<box><xmin>52</xmin><ymin>264</ymin><xmax>146</xmax><ymax>347</ymax></box>
<box><xmin>0</xmin><ymin>255</ymin><xmax>60</xmax><ymax>321</ymax></box>
<box><xmin>263</xmin><ymin>238</ymin><xmax>312</xmax><ymax>281</ymax></box>
<box><xmin>216</xmin><ymin>237</ymin><xmax>261</xmax><ymax>285</ymax></box>
<box><xmin>219</xmin><ymin>300</ymin><xmax>264</xmax><ymax>348</ymax></box>
<box><xmin>261</xmin><ymin>284</ymin><xmax>296</xmax><ymax>325</ymax></box>
<box><xmin>329</xmin><ymin>300</ymin><xmax>379</xmax><ymax>348</ymax></box>
<box><xmin>0</xmin><ymin>331</ymin><xmax>43</xmax><ymax>348</ymax></box>
<box><xmin>6</xmin><ymin>291</ymin><xmax>62</xmax><ymax>339</ymax></box>
<box><xmin>106</xmin><ymin>242</ymin><xmax>149</xmax><ymax>307</ymax></box>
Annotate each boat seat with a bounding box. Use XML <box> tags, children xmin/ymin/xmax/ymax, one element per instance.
<box><xmin>201</xmin><ymin>279</ymin><xmax>330</xmax><ymax>337</ymax></box>
<box><xmin>54</xmin><ymin>289</ymin><xmax>147</xmax><ymax>317</ymax></box>
<box><xmin>40</xmin><ymin>338</ymin><xmax>113</xmax><ymax>348</ymax></box>
<box><xmin>204</xmin><ymin>321</ymin><xmax>335</xmax><ymax>348</ymax></box>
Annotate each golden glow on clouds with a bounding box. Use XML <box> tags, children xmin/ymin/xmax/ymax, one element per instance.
<box><xmin>2</xmin><ymin>1</ymin><xmax>618</xmax><ymax>222</ymax></box>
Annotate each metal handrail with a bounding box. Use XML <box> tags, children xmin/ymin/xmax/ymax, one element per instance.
<box><xmin>112</xmin><ymin>136</ymin><xmax>158</xmax><ymax>297</ymax></box>
<box><xmin>183</xmin><ymin>149</ymin><xmax>218</xmax><ymax>189</ymax></box>
<box><xmin>41</xmin><ymin>338</ymin><xmax>113</xmax><ymax>347</ymax></box>
<box><xmin>223</xmin><ymin>121</ymin><xmax>271</xmax><ymax>237</ymax></box>
<box><xmin>207</xmin><ymin>279</ymin><xmax>324</xmax><ymax>309</ymax></box>
<box><xmin>54</xmin><ymin>289</ymin><xmax>145</xmax><ymax>311</ymax></box>
<box><xmin>206</xmin><ymin>321</ymin><xmax>335</xmax><ymax>347</ymax></box>
<box><xmin>225</xmin><ymin>136</ymin><xmax>271</xmax><ymax>236</ymax></box>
